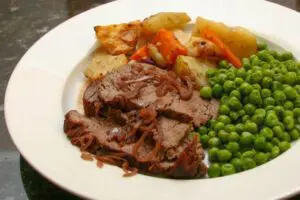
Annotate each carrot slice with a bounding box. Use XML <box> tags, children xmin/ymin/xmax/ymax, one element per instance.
<box><xmin>130</xmin><ymin>46</ymin><xmax>149</xmax><ymax>61</ymax></box>
<box><xmin>152</xmin><ymin>29</ymin><xmax>187</xmax><ymax>65</ymax></box>
<box><xmin>202</xmin><ymin>29</ymin><xmax>242</xmax><ymax>68</ymax></box>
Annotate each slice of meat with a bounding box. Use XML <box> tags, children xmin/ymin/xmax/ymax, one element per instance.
<box><xmin>83</xmin><ymin>63</ymin><xmax>219</xmax><ymax>126</ymax></box>
<box><xmin>64</xmin><ymin>110</ymin><xmax>207</xmax><ymax>178</ymax></box>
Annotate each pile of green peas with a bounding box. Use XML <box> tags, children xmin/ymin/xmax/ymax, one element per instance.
<box><xmin>199</xmin><ymin>44</ymin><xmax>300</xmax><ymax>177</ymax></box>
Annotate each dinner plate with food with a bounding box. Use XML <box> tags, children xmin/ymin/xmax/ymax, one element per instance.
<box><xmin>5</xmin><ymin>0</ymin><xmax>300</xmax><ymax>199</ymax></box>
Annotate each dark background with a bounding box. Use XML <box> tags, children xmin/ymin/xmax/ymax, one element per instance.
<box><xmin>0</xmin><ymin>0</ymin><xmax>299</xmax><ymax>199</ymax></box>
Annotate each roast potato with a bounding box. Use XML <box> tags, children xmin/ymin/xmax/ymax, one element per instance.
<box><xmin>142</xmin><ymin>12</ymin><xmax>191</xmax><ymax>34</ymax></box>
<box><xmin>84</xmin><ymin>50</ymin><xmax>128</xmax><ymax>80</ymax></box>
<box><xmin>193</xmin><ymin>17</ymin><xmax>257</xmax><ymax>58</ymax></box>
<box><xmin>175</xmin><ymin>55</ymin><xmax>215</xmax><ymax>87</ymax></box>
<box><xmin>94</xmin><ymin>20</ymin><xmax>141</xmax><ymax>55</ymax></box>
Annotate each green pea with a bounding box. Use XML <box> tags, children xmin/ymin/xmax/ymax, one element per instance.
<box><xmin>236</xmin><ymin>68</ymin><xmax>247</xmax><ymax>78</ymax></box>
<box><xmin>283</xmin><ymin>110</ymin><xmax>294</xmax><ymax>118</ymax></box>
<box><xmin>261</xmin><ymin>77</ymin><xmax>273</xmax><ymax>89</ymax></box>
<box><xmin>260</xmin><ymin>127</ymin><xmax>273</xmax><ymax>140</ymax></box>
<box><xmin>208</xmin><ymin>163</ymin><xmax>221</xmax><ymax>178</ymax></box>
<box><xmin>278</xmin><ymin>141</ymin><xmax>291</xmax><ymax>153</ymax></box>
<box><xmin>295</xmin><ymin>124</ymin><xmax>300</xmax><ymax>132</ymax></box>
<box><xmin>219</xmin><ymin>69</ymin><xmax>228</xmax><ymax>74</ymax></box>
<box><xmin>274</xmin><ymin>106</ymin><xmax>285</xmax><ymax>118</ymax></box>
<box><xmin>242</xmin><ymin>157</ymin><xmax>257</xmax><ymax>170</ymax></box>
<box><xmin>208</xmin><ymin>147</ymin><xmax>219</xmax><ymax>162</ymax></box>
<box><xmin>295</xmin><ymin>85</ymin><xmax>300</xmax><ymax>94</ymax></box>
<box><xmin>262</xmin><ymin>68</ymin><xmax>274</xmax><ymax>77</ymax></box>
<box><xmin>261</xmin><ymin>89</ymin><xmax>272</xmax><ymax>98</ymax></box>
<box><xmin>208</xmin><ymin>137</ymin><xmax>221</xmax><ymax>148</ymax></box>
<box><xmin>219</xmin><ymin>105</ymin><xmax>230</xmax><ymax>115</ymax></box>
<box><xmin>283</xmin><ymin>116</ymin><xmax>294</xmax><ymax>130</ymax></box>
<box><xmin>225</xmin><ymin>124</ymin><xmax>236</xmax><ymax>133</ymax></box>
<box><xmin>200</xmin><ymin>135</ymin><xmax>209</xmax><ymax>148</ymax></box>
<box><xmin>217</xmin><ymin>73</ymin><xmax>227</xmax><ymax>85</ymax></box>
<box><xmin>240</xmin><ymin>132</ymin><xmax>254</xmax><ymax>147</ymax></box>
<box><xmin>293</xmin><ymin>108</ymin><xmax>300</xmax><ymax>118</ymax></box>
<box><xmin>248</xmin><ymin>90</ymin><xmax>262</xmax><ymax>106</ymax></box>
<box><xmin>250</xmin><ymin>71</ymin><xmax>263</xmax><ymax>84</ymax></box>
<box><xmin>265</xmin><ymin>111</ymin><xmax>279</xmax><ymax>127</ymax></box>
<box><xmin>254</xmin><ymin>152</ymin><xmax>269</xmax><ymax>165</ymax></box>
<box><xmin>218</xmin><ymin>130</ymin><xmax>229</xmax><ymax>143</ymax></box>
<box><xmin>229</xmin><ymin>111</ymin><xmax>239</xmax><ymax>122</ymax></box>
<box><xmin>235</xmin><ymin>123</ymin><xmax>244</xmax><ymax>133</ymax></box>
<box><xmin>226</xmin><ymin>142</ymin><xmax>240</xmax><ymax>154</ymax></box>
<box><xmin>221</xmin><ymin>163</ymin><xmax>236</xmax><ymax>176</ymax></box>
<box><xmin>252</xmin><ymin>83</ymin><xmax>262</xmax><ymax>91</ymax></box>
<box><xmin>231</xmin><ymin>158</ymin><xmax>243</xmax><ymax>172</ymax></box>
<box><xmin>217</xmin><ymin>149</ymin><xmax>232</xmax><ymax>162</ymax></box>
<box><xmin>241</xmin><ymin>115</ymin><xmax>250</xmax><ymax>123</ymax></box>
<box><xmin>273</xmin><ymin>73</ymin><xmax>283</xmax><ymax>82</ymax></box>
<box><xmin>254</xmin><ymin>108</ymin><xmax>266</xmax><ymax>116</ymax></box>
<box><xmin>257</xmin><ymin>43</ymin><xmax>268</xmax><ymax>51</ymax></box>
<box><xmin>243</xmin><ymin>96</ymin><xmax>250</xmax><ymax>105</ymax></box>
<box><xmin>290</xmin><ymin>129</ymin><xmax>300</xmax><ymax>140</ymax></box>
<box><xmin>294</xmin><ymin>96</ymin><xmax>300</xmax><ymax>108</ymax></box>
<box><xmin>223</xmin><ymin>80</ymin><xmax>235</xmax><ymax>94</ymax></box>
<box><xmin>273</xmin><ymin>90</ymin><xmax>287</xmax><ymax>105</ymax></box>
<box><xmin>279</xmin><ymin>52</ymin><xmax>294</xmax><ymax>61</ymax></box>
<box><xmin>264</xmin><ymin>142</ymin><xmax>273</xmax><ymax>153</ymax></box>
<box><xmin>271</xmin><ymin>81</ymin><xmax>282</xmax><ymax>91</ymax></box>
<box><xmin>220</xmin><ymin>95</ymin><xmax>230</xmax><ymax>104</ymax></box>
<box><xmin>284</xmin><ymin>101</ymin><xmax>294</xmax><ymax>110</ymax></box>
<box><xmin>285</xmin><ymin>60</ymin><xmax>298</xmax><ymax>72</ymax></box>
<box><xmin>219</xmin><ymin>60</ymin><xmax>230</xmax><ymax>69</ymax></box>
<box><xmin>264</xmin><ymin>97</ymin><xmax>275</xmax><ymax>106</ymax></box>
<box><xmin>265</xmin><ymin>105</ymin><xmax>274</xmax><ymax>112</ymax></box>
<box><xmin>226</xmin><ymin>72</ymin><xmax>236</xmax><ymax>81</ymax></box>
<box><xmin>251</xmin><ymin>56</ymin><xmax>261</xmax><ymax>66</ymax></box>
<box><xmin>228</xmin><ymin>97</ymin><xmax>243</xmax><ymax>111</ymax></box>
<box><xmin>242</xmin><ymin>58</ymin><xmax>251</xmax><ymax>70</ymax></box>
<box><xmin>273</xmin><ymin>125</ymin><xmax>284</xmax><ymax>138</ymax></box>
<box><xmin>239</xmin><ymin>82</ymin><xmax>253</xmax><ymax>96</ymax></box>
<box><xmin>234</xmin><ymin>77</ymin><xmax>244</xmax><ymax>86</ymax></box>
<box><xmin>284</xmin><ymin>86</ymin><xmax>297</xmax><ymax>100</ymax></box>
<box><xmin>213</xmin><ymin>122</ymin><xmax>225</xmax><ymax>132</ymax></box>
<box><xmin>229</xmin><ymin>90</ymin><xmax>241</xmax><ymax>100</ymax></box>
<box><xmin>207</xmin><ymin>119</ymin><xmax>217</xmax><ymax>129</ymax></box>
<box><xmin>200</xmin><ymin>86</ymin><xmax>213</xmax><ymax>99</ymax></box>
<box><xmin>208</xmin><ymin>78</ymin><xmax>217</xmax><ymax>87</ymax></box>
<box><xmin>251</xmin><ymin>114</ymin><xmax>265</xmax><ymax>126</ymax></box>
<box><xmin>271</xmin><ymin>138</ymin><xmax>280</xmax><ymax>146</ymax></box>
<box><xmin>244</xmin><ymin>121</ymin><xmax>258</xmax><ymax>133</ymax></box>
<box><xmin>270</xmin><ymin>146</ymin><xmax>280</xmax><ymax>158</ymax></box>
<box><xmin>254</xmin><ymin>136</ymin><xmax>266</xmax><ymax>151</ymax></box>
<box><xmin>257</xmin><ymin>50</ymin><xmax>274</xmax><ymax>62</ymax></box>
<box><xmin>217</xmin><ymin>115</ymin><xmax>232</xmax><ymax>125</ymax></box>
<box><xmin>284</xmin><ymin>72</ymin><xmax>297</xmax><ymax>85</ymax></box>
<box><xmin>212</xmin><ymin>84</ymin><xmax>223</xmax><ymax>98</ymax></box>
<box><xmin>198</xmin><ymin>126</ymin><xmax>208</xmax><ymax>135</ymax></box>
<box><xmin>228</xmin><ymin>131</ymin><xmax>240</xmax><ymax>142</ymax></box>
<box><xmin>207</xmin><ymin>68</ymin><xmax>217</xmax><ymax>77</ymax></box>
<box><xmin>243</xmin><ymin>104</ymin><xmax>255</xmax><ymax>116</ymax></box>
<box><xmin>281</xmin><ymin>132</ymin><xmax>291</xmax><ymax>142</ymax></box>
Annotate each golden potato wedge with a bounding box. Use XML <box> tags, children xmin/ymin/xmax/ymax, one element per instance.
<box><xmin>142</xmin><ymin>12</ymin><xmax>191</xmax><ymax>34</ymax></box>
<box><xmin>193</xmin><ymin>17</ymin><xmax>257</xmax><ymax>58</ymax></box>
<box><xmin>94</xmin><ymin>20</ymin><xmax>141</xmax><ymax>55</ymax></box>
<box><xmin>175</xmin><ymin>55</ymin><xmax>215</xmax><ymax>87</ymax></box>
<box><xmin>84</xmin><ymin>50</ymin><xmax>128</xmax><ymax>80</ymax></box>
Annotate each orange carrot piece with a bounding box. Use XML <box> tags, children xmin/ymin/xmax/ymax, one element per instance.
<box><xmin>152</xmin><ymin>29</ymin><xmax>187</xmax><ymax>65</ymax></box>
<box><xmin>130</xmin><ymin>46</ymin><xmax>149</xmax><ymax>61</ymax></box>
<box><xmin>202</xmin><ymin>29</ymin><xmax>242</xmax><ymax>68</ymax></box>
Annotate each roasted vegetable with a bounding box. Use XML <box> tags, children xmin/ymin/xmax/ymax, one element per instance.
<box><xmin>186</xmin><ymin>36</ymin><xmax>223</xmax><ymax>61</ymax></box>
<box><xmin>148</xmin><ymin>44</ymin><xmax>167</xmax><ymax>67</ymax></box>
<box><xmin>84</xmin><ymin>51</ymin><xmax>128</xmax><ymax>80</ymax></box>
<box><xmin>152</xmin><ymin>29</ymin><xmax>188</xmax><ymax>65</ymax></box>
<box><xmin>94</xmin><ymin>20</ymin><xmax>141</xmax><ymax>55</ymax></box>
<box><xmin>142</xmin><ymin>12</ymin><xmax>191</xmax><ymax>34</ymax></box>
<box><xmin>193</xmin><ymin>17</ymin><xmax>257</xmax><ymax>58</ymax></box>
<box><xmin>130</xmin><ymin>45</ymin><xmax>149</xmax><ymax>61</ymax></box>
<box><xmin>175</xmin><ymin>55</ymin><xmax>215</xmax><ymax>87</ymax></box>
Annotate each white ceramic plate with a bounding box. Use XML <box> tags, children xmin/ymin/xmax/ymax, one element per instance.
<box><xmin>5</xmin><ymin>0</ymin><xmax>300</xmax><ymax>199</ymax></box>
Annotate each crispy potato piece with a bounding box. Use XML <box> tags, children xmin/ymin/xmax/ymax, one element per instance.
<box><xmin>175</xmin><ymin>55</ymin><xmax>215</xmax><ymax>87</ymax></box>
<box><xmin>142</xmin><ymin>12</ymin><xmax>191</xmax><ymax>34</ymax></box>
<box><xmin>94</xmin><ymin>20</ymin><xmax>141</xmax><ymax>55</ymax></box>
<box><xmin>84</xmin><ymin>50</ymin><xmax>128</xmax><ymax>80</ymax></box>
<box><xmin>193</xmin><ymin>17</ymin><xmax>257</xmax><ymax>58</ymax></box>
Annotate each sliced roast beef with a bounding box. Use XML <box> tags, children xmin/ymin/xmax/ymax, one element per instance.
<box><xmin>64</xmin><ymin>110</ymin><xmax>207</xmax><ymax>178</ymax></box>
<box><xmin>83</xmin><ymin>63</ymin><xmax>219</xmax><ymax>126</ymax></box>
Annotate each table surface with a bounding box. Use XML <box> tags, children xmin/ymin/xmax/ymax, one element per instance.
<box><xmin>0</xmin><ymin>0</ymin><xmax>299</xmax><ymax>199</ymax></box>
